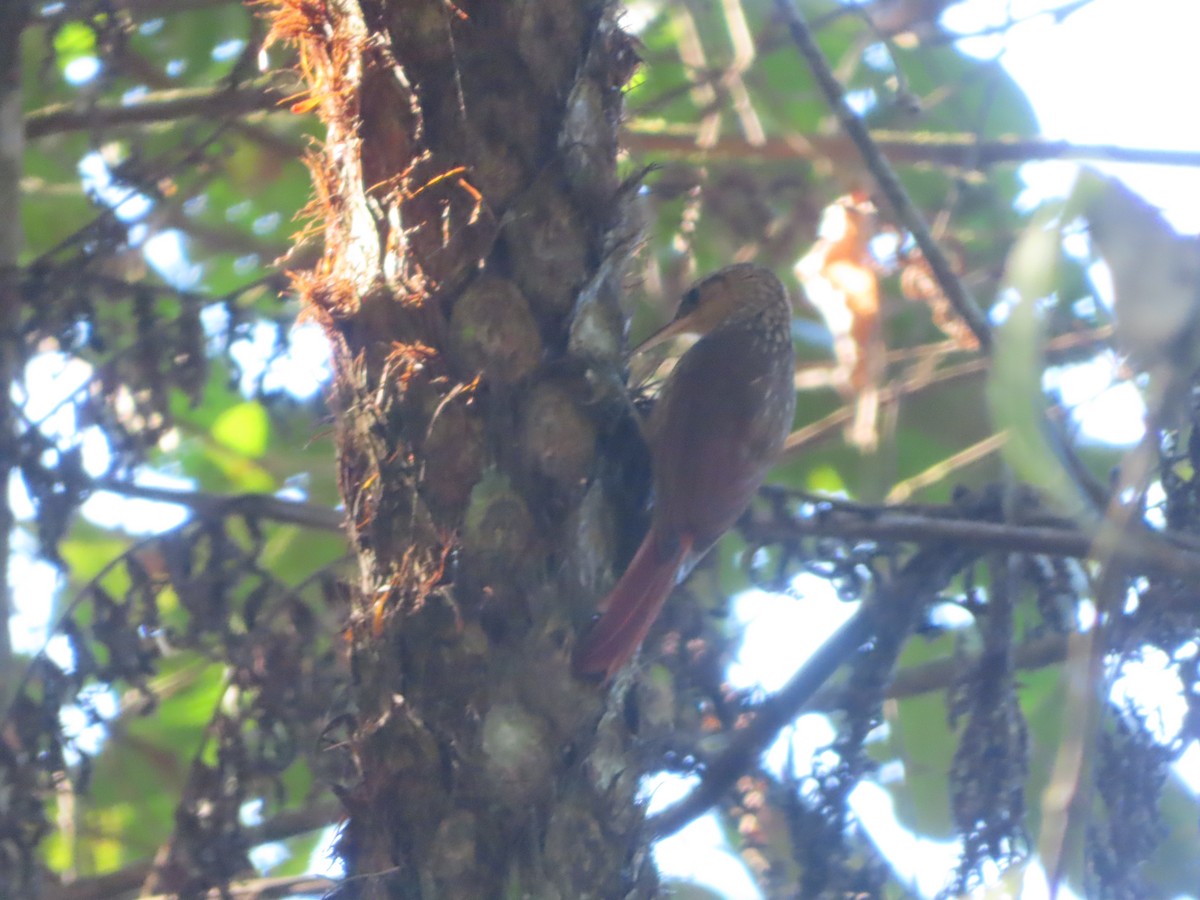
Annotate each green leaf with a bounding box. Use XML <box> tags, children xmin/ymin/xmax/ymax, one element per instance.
<box><xmin>211</xmin><ymin>401</ymin><xmax>271</xmax><ymax>458</ymax></box>
<box><xmin>52</xmin><ymin>22</ymin><xmax>96</xmax><ymax>66</ymax></box>
<box><xmin>59</xmin><ymin>523</ymin><xmax>132</xmax><ymax>589</ymax></box>
<box><xmin>273</xmin><ymin>827</ymin><xmax>327</xmax><ymax>877</ymax></box>
<box><xmin>884</xmin><ymin>697</ymin><xmax>958</xmax><ymax>839</ymax></box>
<box><xmin>259</xmin><ymin>524</ymin><xmax>347</xmax><ymax>588</ymax></box>
<box><xmin>1148</xmin><ymin>773</ymin><xmax>1200</xmax><ymax>894</ymax></box>
<box><xmin>988</xmin><ymin>206</ymin><xmax>1094</xmax><ymax>521</ymax></box>
<box><xmin>84</xmin><ymin>658</ymin><xmax>227</xmax><ymax>868</ymax></box>
<box><xmin>873</xmin><ymin>630</ymin><xmax>961</xmax><ymax>839</ymax></box>
<box><xmin>806</xmin><ymin>462</ymin><xmax>846</xmax><ymax>494</ymax></box>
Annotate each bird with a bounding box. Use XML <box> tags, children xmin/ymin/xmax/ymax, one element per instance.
<box><xmin>574</xmin><ymin>263</ymin><xmax>796</xmax><ymax>680</ymax></box>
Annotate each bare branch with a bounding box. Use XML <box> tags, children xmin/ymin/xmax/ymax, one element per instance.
<box><xmin>807</xmin><ymin>631</ymin><xmax>1068</xmax><ymax>710</ymax></box>
<box><xmin>885</xmin><ymin>431</ymin><xmax>1008</xmax><ymax>503</ymax></box>
<box><xmin>647</xmin><ymin>605</ymin><xmax>877</xmax><ymax>839</ymax></box>
<box><xmin>783</xmin><ymin>325</ymin><xmax>1115</xmax><ymax>460</ymax></box>
<box><xmin>773</xmin><ymin>0</ymin><xmax>993</xmax><ymax>351</ymax></box>
<box><xmin>36</xmin><ymin>0</ymin><xmax>239</xmax><ymax>26</ymax></box>
<box><xmin>142</xmin><ymin>874</ymin><xmax>339</xmax><ymax>900</ymax></box>
<box><xmin>741</xmin><ymin>502</ymin><xmax>1200</xmax><ymax>581</ymax></box>
<box><xmin>25</xmin><ymin>78</ymin><xmax>291</xmax><ymax>140</ymax></box>
<box><xmin>91</xmin><ymin>478</ymin><xmax>344</xmax><ymax>532</ymax></box>
<box><xmin>45</xmin><ymin>799</ymin><xmax>343</xmax><ymax>900</ymax></box>
<box><xmin>926</xmin><ymin>0</ymin><xmax>1095</xmax><ymax>45</ymax></box>
<box><xmin>624</xmin><ymin>128</ymin><xmax>1200</xmax><ymax>171</ymax></box>
<box><xmin>647</xmin><ymin>544</ymin><xmax>972</xmax><ymax>839</ymax></box>
<box><xmin>154</xmin><ymin>195</ymin><xmax>293</xmax><ymax>261</ymax></box>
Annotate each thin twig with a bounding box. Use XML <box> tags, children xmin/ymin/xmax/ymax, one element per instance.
<box><xmin>26</xmin><ymin>78</ymin><xmax>290</xmax><ymax>139</ymax></box>
<box><xmin>1039</xmin><ymin>419</ymin><xmax>1161</xmax><ymax>889</ymax></box>
<box><xmin>783</xmin><ymin>325</ymin><xmax>1116</xmax><ymax>459</ymax></box>
<box><xmin>141</xmin><ymin>874</ymin><xmax>339</xmax><ymax>900</ymax></box>
<box><xmin>927</xmin><ymin>0</ymin><xmax>1095</xmax><ymax>46</ymax></box>
<box><xmin>784</xmin><ymin>354</ymin><xmax>988</xmax><ymax>457</ymax></box>
<box><xmin>885</xmin><ymin>430</ymin><xmax>1008</xmax><ymax>502</ymax></box>
<box><xmin>6</xmin><ymin>498</ymin><xmax>343</xmax><ymax>728</ymax></box>
<box><xmin>45</xmin><ymin>799</ymin><xmax>343</xmax><ymax>900</ymax></box>
<box><xmin>623</xmin><ymin>128</ymin><xmax>1200</xmax><ymax>171</ymax></box>
<box><xmin>35</xmin><ymin>0</ymin><xmax>237</xmax><ymax>25</ymax></box>
<box><xmin>91</xmin><ymin>478</ymin><xmax>345</xmax><ymax>531</ymax></box>
<box><xmin>648</xmin><ymin>543</ymin><xmax>973</xmax><ymax>838</ymax></box>
<box><xmin>773</xmin><ymin>0</ymin><xmax>992</xmax><ymax>351</ymax></box>
<box><xmin>741</xmin><ymin>505</ymin><xmax>1200</xmax><ymax>580</ymax></box>
<box><xmin>807</xmin><ymin>631</ymin><xmax>1068</xmax><ymax>711</ymax></box>
<box><xmin>22</xmin><ymin>266</ymin><xmax>299</xmax><ymax>435</ymax></box>
<box><xmin>646</xmin><ymin>605</ymin><xmax>877</xmax><ymax>839</ymax></box>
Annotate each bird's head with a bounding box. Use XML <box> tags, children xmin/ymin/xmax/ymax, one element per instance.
<box><xmin>635</xmin><ymin>263</ymin><xmax>788</xmax><ymax>355</ymax></box>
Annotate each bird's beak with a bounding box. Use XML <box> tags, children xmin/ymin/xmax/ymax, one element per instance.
<box><xmin>631</xmin><ymin>308</ymin><xmax>706</xmax><ymax>356</ymax></box>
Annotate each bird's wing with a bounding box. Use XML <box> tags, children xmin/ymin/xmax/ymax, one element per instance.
<box><xmin>650</xmin><ymin>325</ymin><xmax>792</xmax><ymax>550</ymax></box>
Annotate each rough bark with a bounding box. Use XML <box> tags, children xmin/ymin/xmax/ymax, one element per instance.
<box><xmin>270</xmin><ymin>1</ymin><xmax>651</xmax><ymax>896</ymax></box>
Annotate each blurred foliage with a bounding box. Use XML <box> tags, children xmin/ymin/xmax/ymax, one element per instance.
<box><xmin>3</xmin><ymin>0</ymin><xmax>1198</xmax><ymax>899</ymax></box>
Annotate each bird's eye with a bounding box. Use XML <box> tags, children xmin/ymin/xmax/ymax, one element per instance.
<box><xmin>678</xmin><ymin>286</ymin><xmax>701</xmax><ymax>317</ymax></box>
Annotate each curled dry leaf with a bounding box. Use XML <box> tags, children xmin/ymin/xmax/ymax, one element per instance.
<box><xmin>795</xmin><ymin>193</ymin><xmax>884</xmax><ymax>450</ymax></box>
<box><xmin>900</xmin><ymin>242</ymin><xmax>976</xmax><ymax>350</ymax></box>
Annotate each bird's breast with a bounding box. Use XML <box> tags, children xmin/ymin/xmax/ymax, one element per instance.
<box><xmin>649</xmin><ymin>316</ymin><xmax>795</xmax><ymax>549</ymax></box>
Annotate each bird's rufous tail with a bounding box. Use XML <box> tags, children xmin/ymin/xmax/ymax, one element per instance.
<box><xmin>573</xmin><ymin>530</ymin><xmax>691</xmax><ymax>681</ymax></box>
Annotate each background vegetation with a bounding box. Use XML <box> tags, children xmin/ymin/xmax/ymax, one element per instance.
<box><xmin>2</xmin><ymin>0</ymin><xmax>1199</xmax><ymax>897</ymax></box>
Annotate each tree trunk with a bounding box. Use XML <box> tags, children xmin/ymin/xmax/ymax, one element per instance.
<box><xmin>271</xmin><ymin>1</ymin><xmax>651</xmax><ymax>896</ymax></box>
